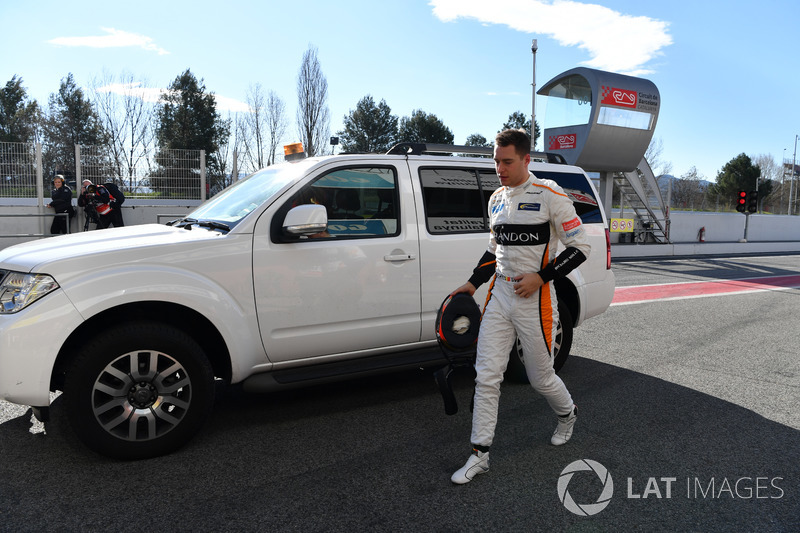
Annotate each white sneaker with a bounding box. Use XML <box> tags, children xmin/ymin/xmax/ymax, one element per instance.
<box><xmin>551</xmin><ymin>405</ymin><xmax>578</xmax><ymax>446</ymax></box>
<box><xmin>451</xmin><ymin>450</ymin><xmax>490</xmax><ymax>484</ymax></box>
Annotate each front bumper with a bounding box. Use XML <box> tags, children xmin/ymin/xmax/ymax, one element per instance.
<box><xmin>0</xmin><ymin>290</ymin><xmax>83</xmax><ymax>407</ymax></box>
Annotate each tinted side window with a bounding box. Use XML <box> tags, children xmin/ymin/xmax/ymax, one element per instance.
<box><xmin>533</xmin><ymin>170</ymin><xmax>603</xmax><ymax>224</ymax></box>
<box><xmin>479</xmin><ymin>170</ymin><xmax>501</xmax><ymax>208</ymax></box>
<box><xmin>420</xmin><ymin>168</ymin><xmax>490</xmax><ymax>234</ymax></box>
<box><xmin>277</xmin><ymin>166</ymin><xmax>399</xmax><ymax>241</ymax></box>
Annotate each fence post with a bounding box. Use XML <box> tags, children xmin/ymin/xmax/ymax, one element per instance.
<box><xmin>36</xmin><ymin>142</ymin><xmax>44</xmax><ymax>207</ymax></box>
<box><xmin>200</xmin><ymin>149</ymin><xmax>206</xmax><ymax>201</ymax></box>
<box><xmin>75</xmin><ymin>144</ymin><xmax>81</xmax><ymax>185</ymax></box>
<box><xmin>36</xmin><ymin>142</ymin><xmax>46</xmax><ymax>235</ymax></box>
<box><xmin>232</xmin><ymin>149</ymin><xmax>238</xmax><ymax>183</ymax></box>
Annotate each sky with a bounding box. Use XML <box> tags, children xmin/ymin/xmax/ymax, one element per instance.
<box><xmin>1</xmin><ymin>0</ymin><xmax>799</xmax><ymax>182</ymax></box>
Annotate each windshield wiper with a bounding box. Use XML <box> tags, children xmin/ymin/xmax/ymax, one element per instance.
<box><xmin>167</xmin><ymin>217</ymin><xmax>198</xmax><ymax>229</ymax></box>
<box><xmin>167</xmin><ymin>217</ymin><xmax>229</xmax><ymax>232</ymax></box>
<box><xmin>197</xmin><ymin>220</ymin><xmax>231</xmax><ymax>232</ymax></box>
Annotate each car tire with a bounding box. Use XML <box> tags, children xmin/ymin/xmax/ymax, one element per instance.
<box><xmin>63</xmin><ymin>321</ymin><xmax>215</xmax><ymax>460</ymax></box>
<box><xmin>505</xmin><ymin>298</ymin><xmax>574</xmax><ymax>383</ymax></box>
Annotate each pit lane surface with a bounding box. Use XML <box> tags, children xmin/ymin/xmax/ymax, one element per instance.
<box><xmin>1</xmin><ymin>254</ymin><xmax>798</xmax><ymax>532</ymax></box>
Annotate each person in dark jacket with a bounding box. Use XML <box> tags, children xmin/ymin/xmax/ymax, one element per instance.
<box><xmin>78</xmin><ymin>179</ymin><xmax>113</xmax><ymax>229</ymax></box>
<box><xmin>47</xmin><ymin>175</ymin><xmax>74</xmax><ymax>234</ymax></box>
<box><xmin>103</xmin><ymin>180</ymin><xmax>125</xmax><ymax>227</ymax></box>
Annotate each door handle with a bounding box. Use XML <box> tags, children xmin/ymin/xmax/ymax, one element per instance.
<box><xmin>384</xmin><ymin>253</ymin><xmax>417</xmax><ymax>262</ymax></box>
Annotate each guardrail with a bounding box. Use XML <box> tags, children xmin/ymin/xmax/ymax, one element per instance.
<box><xmin>0</xmin><ymin>213</ymin><xmax>71</xmax><ymax>238</ymax></box>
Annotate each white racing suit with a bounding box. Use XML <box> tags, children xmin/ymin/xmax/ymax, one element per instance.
<box><xmin>466</xmin><ymin>172</ymin><xmax>591</xmax><ymax>447</ymax></box>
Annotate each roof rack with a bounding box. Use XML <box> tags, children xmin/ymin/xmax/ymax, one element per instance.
<box><xmin>385</xmin><ymin>143</ymin><xmax>567</xmax><ymax>165</ymax></box>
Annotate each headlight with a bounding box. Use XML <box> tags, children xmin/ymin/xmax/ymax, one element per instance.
<box><xmin>0</xmin><ymin>271</ymin><xmax>60</xmax><ymax>313</ymax></box>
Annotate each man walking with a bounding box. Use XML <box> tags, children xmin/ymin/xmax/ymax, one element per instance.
<box><xmin>450</xmin><ymin>129</ymin><xmax>591</xmax><ymax>484</ymax></box>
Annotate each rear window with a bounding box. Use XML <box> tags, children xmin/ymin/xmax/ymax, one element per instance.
<box><xmin>533</xmin><ymin>170</ymin><xmax>603</xmax><ymax>224</ymax></box>
<box><xmin>419</xmin><ymin>166</ymin><xmax>603</xmax><ymax>235</ymax></box>
<box><xmin>419</xmin><ymin>168</ymin><xmax>489</xmax><ymax>234</ymax></box>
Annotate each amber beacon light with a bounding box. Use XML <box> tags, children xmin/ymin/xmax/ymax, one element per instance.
<box><xmin>284</xmin><ymin>142</ymin><xmax>306</xmax><ymax>162</ymax></box>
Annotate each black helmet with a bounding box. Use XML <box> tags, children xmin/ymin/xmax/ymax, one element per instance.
<box><xmin>435</xmin><ymin>292</ymin><xmax>481</xmax><ymax>354</ymax></box>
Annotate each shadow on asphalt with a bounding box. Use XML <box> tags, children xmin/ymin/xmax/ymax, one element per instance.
<box><xmin>612</xmin><ymin>253</ymin><xmax>800</xmax><ymax>284</ymax></box>
<box><xmin>0</xmin><ymin>355</ymin><xmax>797</xmax><ymax>532</ymax></box>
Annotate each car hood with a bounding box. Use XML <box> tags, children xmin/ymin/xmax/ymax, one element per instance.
<box><xmin>0</xmin><ymin>224</ymin><xmax>227</xmax><ymax>274</ymax></box>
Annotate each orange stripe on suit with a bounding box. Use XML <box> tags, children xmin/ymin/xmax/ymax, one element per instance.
<box><xmin>538</xmin><ymin>243</ymin><xmax>554</xmax><ymax>353</ymax></box>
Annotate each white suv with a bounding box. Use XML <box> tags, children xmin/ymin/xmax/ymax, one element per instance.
<box><xmin>0</xmin><ymin>144</ymin><xmax>614</xmax><ymax>459</ymax></box>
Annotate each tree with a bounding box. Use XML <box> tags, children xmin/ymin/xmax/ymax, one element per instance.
<box><xmin>239</xmin><ymin>84</ymin><xmax>288</xmax><ymax>171</ymax></box>
<box><xmin>90</xmin><ymin>71</ymin><xmax>155</xmax><ymax>191</ymax></box>
<box><xmin>461</xmin><ymin>133</ymin><xmax>492</xmax><ymax>158</ymax></box>
<box><xmin>240</xmin><ymin>83</ymin><xmax>268</xmax><ymax>172</ymax></box>
<box><xmin>501</xmin><ymin>111</ymin><xmax>539</xmax><ymax>147</ymax></box>
<box><xmin>708</xmin><ymin>153</ymin><xmax>765</xmax><ymax>209</ymax></box>
<box><xmin>645</xmin><ymin>137</ymin><xmax>673</xmax><ymax>183</ymax></box>
<box><xmin>214</xmin><ymin>110</ymin><xmax>240</xmax><ymax>192</ymax></box>
<box><xmin>337</xmin><ymin>95</ymin><xmax>398</xmax><ymax>154</ymax></box>
<box><xmin>672</xmin><ymin>166</ymin><xmax>708</xmax><ymax>210</ymax></box>
<box><xmin>752</xmin><ymin>153</ymin><xmax>782</xmax><ymax>213</ymax></box>
<box><xmin>266</xmin><ymin>90</ymin><xmax>287</xmax><ymax>165</ymax></box>
<box><xmin>42</xmin><ymin>73</ymin><xmax>107</xmax><ymax>178</ymax></box>
<box><xmin>398</xmin><ymin>109</ymin><xmax>453</xmax><ymax>144</ymax></box>
<box><xmin>155</xmin><ymin>69</ymin><xmax>230</xmax><ymax>194</ymax></box>
<box><xmin>0</xmin><ymin>75</ymin><xmax>41</xmax><ymax>143</ymax></box>
<box><xmin>465</xmin><ymin>133</ymin><xmax>491</xmax><ymax>147</ymax></box>
<box><xmin>296</xmin><ymin>46</ymin><xmax>330</xmax><ymax>157</ymax></box>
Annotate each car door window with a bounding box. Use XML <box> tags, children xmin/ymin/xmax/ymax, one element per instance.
<box><xmin>280</xmin><ymin>166</ymin><xmax>399</xmax><ymax>240</ymax></box>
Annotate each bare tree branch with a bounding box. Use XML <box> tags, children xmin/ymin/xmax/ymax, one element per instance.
<box><xmin>266</xmin><ymin>90</ymin><xmax>287</xmax><ymax>165</ymax></box>
<box><xmin>296</xmin><ymin>46</ymin><xmax>330</xmax><ymax>157</ymax></box>
<box><xmin>90</xmin><ymin>70</ymin><xmax>154</xmax><ymax>191</ymax></box>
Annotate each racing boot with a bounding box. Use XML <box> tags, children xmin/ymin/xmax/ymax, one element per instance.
<box><xmin>551</xmin><ymin>405</ymin><xmax>578</xmax><ymax>446</ymax></box>
<box><xmin>451</xmin><ymin>448</ymin><xmax>489</xmax><ymax>484</ymax></box>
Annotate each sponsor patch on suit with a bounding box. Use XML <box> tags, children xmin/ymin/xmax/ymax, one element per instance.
<box><xmin>518</xmin><ymin>203</ymin><xmax>541</xmax><ymax>211</ymax></box>
<box><xmin>493</xmin><ymin>223</ymin><xmax>549</xmax><ymax>246</ymax></box>
<box><xmin>562</xmin><ymin>217</ymin><xmax>581</xmax><ymax>231</ymax></box>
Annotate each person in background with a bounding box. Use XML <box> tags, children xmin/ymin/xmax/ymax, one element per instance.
<box><xmin>47</xmin><ymin>174</ymin><xmax>74</xmax><ymax>234</ymax></box>
<box><xmin>102</xmin><ymin>180</ymin><xmax>126</xmax><ymax>227</ymax></box>
<box><xmin>78</xmin><ymin>179</ymin><xmax>113</xmax><ymax>229</ymax></box>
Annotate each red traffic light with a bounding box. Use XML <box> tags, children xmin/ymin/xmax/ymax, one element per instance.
<box><xmin>736</xmin><ymin>191</ymin><xmax>747</xmax><ymax>212</ymax></box>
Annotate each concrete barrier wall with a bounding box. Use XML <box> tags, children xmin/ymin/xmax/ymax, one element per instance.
<box><xmin>0</xmin><ymin>200</ymin><xmax>200</xmax><ymax>250</ymax></box>
<box><xmin>611</xmin><ymin>210</ymin><xmax>800</xmax><ymax>243</ymax></box>
<box><xmin>3</xmin><ymin>202</ymin><xmax>800</xmax><ymax>252</ymax></box>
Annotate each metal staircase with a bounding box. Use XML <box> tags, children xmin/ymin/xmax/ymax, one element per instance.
<box><xmin>614</xmin><ymin>157</ymin><xmax>670</xmax><ymax>243</ymax></box>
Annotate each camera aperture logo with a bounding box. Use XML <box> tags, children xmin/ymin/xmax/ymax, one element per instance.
<box><xmin>558</xmin><ymin>459</ymin><xmax>614</xmax><ymax>516</ymax></box>
<box><xmin>557</xmin><ymin>461</ymin><xmax>785</xmax><ymax>517</ymax></box>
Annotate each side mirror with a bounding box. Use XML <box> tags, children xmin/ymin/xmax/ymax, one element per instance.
<box><xmin>283</xmin><ymin>204</ymin><xmax>328</xmax><ymax>237</ymax></box>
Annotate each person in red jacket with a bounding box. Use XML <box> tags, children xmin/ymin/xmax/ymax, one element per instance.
<box><xmin>78</xmin><ymin>179</ymin><xmax>113</xmax><ymax>229</ymax></box>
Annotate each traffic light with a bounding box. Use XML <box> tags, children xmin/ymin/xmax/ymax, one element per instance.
<box><xmin>736</xmin><ymin>191</ymin><xmax>747</xmax><ymax>213</ymax></box>
<box><xmin>747</xmin><ymin>190</ymin><xmax>758</xmax><ymax>213</ymax></box>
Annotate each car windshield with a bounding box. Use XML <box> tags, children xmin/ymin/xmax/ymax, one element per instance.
<box><xmin>184</xmin><ymin>163</ymin><xmax>311</xmax><ymax>229</ymax></box>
